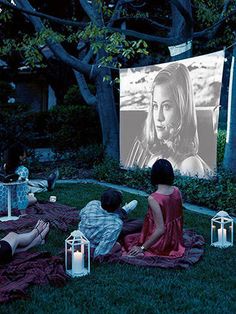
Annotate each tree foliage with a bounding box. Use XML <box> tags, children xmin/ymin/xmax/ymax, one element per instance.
<box><xmin>0</xmin><ymin>0</ymin><xmax>235</xmax><ymax>160</ymax></box>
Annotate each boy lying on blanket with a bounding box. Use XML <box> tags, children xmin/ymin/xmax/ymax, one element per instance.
<box><xmin>78</xmin><ymin>188</ymin><xmax>142</xmax><ymax>258</ymax></box>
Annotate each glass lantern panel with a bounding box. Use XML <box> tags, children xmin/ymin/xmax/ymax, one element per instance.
<box><xmin>212</xmin><ymin>223</ymin><xmax>219</xmax><ymax>243</ymax></box>
<box><xmin>66</xmin><ymin>244</ymin><xmax>72</xmax><ymax>270</ymax></box>
<box><xmin>212</xmin><ymin>220</ymin><xmax>233</xmax><ymax>247</ymax></box>
<box><xmin>224</xmin><ymin>221</ymin><xmax>233</xmax><ymax>242</ymax></box>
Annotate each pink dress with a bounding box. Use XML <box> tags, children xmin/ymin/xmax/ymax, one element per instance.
<box><xmin>123</xmin><ymin>187</ymin><xmax>185</xmax><ymax>258</ymax></box>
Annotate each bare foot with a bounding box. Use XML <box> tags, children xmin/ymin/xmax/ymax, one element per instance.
<box><xmin>14</xmin><ymin>222</ymin><xmax>50</xmax><ymax>253</ymax></box>
<box><xmin>30</xmin><ymin>222</ymin><xmax>50</xmax><ymax>247</ymax></box>
<box><xmin>34</xmin><ymin>220</ymin><xmax>47</xmax><ymax>237</ymax></box>
<box><xmin>40</xmin><ymin>222</ymin><xmax>50</xmax><ymax>243</ymax></box>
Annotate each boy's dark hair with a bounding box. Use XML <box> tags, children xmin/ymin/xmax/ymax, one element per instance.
<box><xmin>101</xmin><ymin>188</ymin><xmax>123</xmax><ymax>212</ymax></box>
<box><xmin>151</xmin><ymin>159</ymin><xmax>174</xmax><ymax>186</ymax></box>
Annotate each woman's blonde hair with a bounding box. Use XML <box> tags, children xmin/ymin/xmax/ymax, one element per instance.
<box><xmin>142</xmin><ymin>63</ymin><xmax>199</xmax><ymax>161</ymax></box>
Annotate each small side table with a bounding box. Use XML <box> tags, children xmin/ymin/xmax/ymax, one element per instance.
<box><xmin>0</xmin><ymin>181</ymin><xmax>26</xmax><ymax>222</ymax></box>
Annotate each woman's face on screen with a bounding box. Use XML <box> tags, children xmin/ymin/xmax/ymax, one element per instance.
<box><xmin>152</xmin><ymin>83</ymin><xmax>180</xmax><ymax>141</ymax></box>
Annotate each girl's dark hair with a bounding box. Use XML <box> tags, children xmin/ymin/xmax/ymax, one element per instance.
<box><xmin>5</xmin><ymin>143</ymin><xmax>27</xmax><ymax>174</ymax></box>
<box><xmin>101</xmin><ymin>188</ymin><xmax>123</xmax><ymax>212</ymax></box>
<box><xmin>151</xmin><ymin>159</ymin><xmax>174</xmax><ymax>186</ymax></box>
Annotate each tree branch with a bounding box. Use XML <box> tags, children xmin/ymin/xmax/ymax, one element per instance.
<box><xmin>73</xmin><ymin>70</ymin><xmax>97</xmax><ymax>106</ymax></box>
<box><xmin>0</xmin><ymin>0</ymin><xmax>86</xmax><ymax>28</ymax></box>
<box><xmin>76</xmin><ymin>43</ymin><xmax>94</xmax><ymax>63</ymax></box>
<box><xmin>221</xmin><ymin>0</ymin><xmax>232</xmax><ymax>18</ymax></box>
<box><xmin>194</xmin><ymin>8</ymin><xmax>236</xmax><ymax>39</ymax></box>
<box><xmin>91</xmin><ymin>0</ymin><xmax>104</xmax><ymax>27</ymax></box>
<box><xmin>107</xmin><ymin>26</ymin><xmax>183</xmax><ymax>45</ymax></box>
<box><xmin>108</xmin><ymin>16</ymin><xmax>170</xmax><ymax>31</ymax></box>
<box><xmin>170</xmin><ymin>0</ymin><xmax>193</xmax><ymax>28</ymax></box>
<box><xmin>83</xmin><ymin>48</ymin><xmax>94</xmax><ymax>63</ymax></box>
<box><xmin>107</xmin><ymin>0</ymin><xmax>123</xmax><ymax>26</ymax></box>
<box><xmin>79</xmin><ymin>0</ymin><xmax>97</xmax><ymax>24</ymax></box>
<box><xmin>14</xmin><ymin>0</ymin><xmax>95</xmax><ymax>77</ymax></box>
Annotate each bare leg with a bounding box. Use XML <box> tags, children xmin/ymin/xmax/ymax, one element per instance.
<box><xmin>28</xmin><ymin>179</ymin><xmax>48</xmax><ymax>193</ymax></box>
<box><xmin>15</xmin><ymin>222</ymin><xmax>50</xmax><ymax>253</ymax></box>
<box><xmin>1</xmin><ymin>220</ymin><xmax>46</xmax><ymax>255</ymax></box>
<box><xmin>19</xmin><ymin>195</ymin><xmax>37</xmax><ymax>217</ymax></box>
<box><xmin>28</xmin><ymin>194</ymin><xmax>37</xmax><ymax>206</ymax></box>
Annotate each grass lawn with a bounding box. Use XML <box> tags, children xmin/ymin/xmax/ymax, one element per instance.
<box><xmin>0</xmin><ymin>183</ymin><xmax>235</xmax><ymax>314</ymax></box>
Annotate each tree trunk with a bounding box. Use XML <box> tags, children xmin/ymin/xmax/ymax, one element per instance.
<box><xmin>168</xmin><ymin>0</ymin><xmax>193</xmax><ymax>61</ymax></box>
<box><xmin>223</xmin><ymin>43</ymin><xmax>236</xmax><ymax>175</ymax></box>
<box><xmin>95</xmin><ymin>67</ymin><xmax>119</xmax><ymax>160</ymax></box>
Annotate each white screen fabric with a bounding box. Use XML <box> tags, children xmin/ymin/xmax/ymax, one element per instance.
<box><xmin>120</xmin><ymin>51</ymin><xmax>225</xmax><ymax>178</ymax></box>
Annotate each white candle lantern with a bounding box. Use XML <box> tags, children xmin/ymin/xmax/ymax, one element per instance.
<box><xmin>65</xmin><ymin>230</ymin><xmax>90</xmax><ymax>277</ymax></box>
<box><xmin>211</xmin><ymin>211</ymin><xmax>234</xmax><ymax>248</ymax></box>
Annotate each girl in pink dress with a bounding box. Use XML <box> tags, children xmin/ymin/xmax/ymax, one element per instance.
<box><xmin>125</xmin><ymin>159</ymin><xmax>185</xmax><ymax>258</ymax></box>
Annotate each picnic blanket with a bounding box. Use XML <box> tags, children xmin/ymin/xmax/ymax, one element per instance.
<box><xmin>0</xmin><ymin>201</ymin><xmax>78</xmax><ymax>303</ymax></box>
<box><xmin>94</xmin><ymin>229</ymin><xmax>205</xmax><ymax>269</ymax></box>
<box><xmin>0</xmin><ymin>251</ymin><xmax>67</xmax><ymax>303</ymax></box>
<box><xmin>0</xmin><ymin>201</ymin><xmax>79</xmax><ymax>233</ymax></box>
<box><xmin>0</xmin><ymin>202</ymin><xmax>205</xmax><ymax>303</ymax></box>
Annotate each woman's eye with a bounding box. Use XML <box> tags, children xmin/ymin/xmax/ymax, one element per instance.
<box><xmin>163</xmin><ymin>103</ymin><xmax>171</xmax><ymax>110</ymax></box>
<box><xmin>153</xmin><ymin>103</ymin><xmax>159</xmax><ymax>110</ymax></box>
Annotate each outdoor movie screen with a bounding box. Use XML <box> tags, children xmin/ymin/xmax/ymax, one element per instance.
<box><xmin>120</xmin><ymin>51</ymin><xmax>224</xmax><ymax>178</ymax></box>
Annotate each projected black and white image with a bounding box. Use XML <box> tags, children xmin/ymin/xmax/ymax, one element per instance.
<box><xmin>120</xmin><ymin>52</ymin><xmax>224</xmax><ymax>178</ymax></box>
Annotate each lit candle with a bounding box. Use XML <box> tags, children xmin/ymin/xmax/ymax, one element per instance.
<box><xmin>218</xmin><ymin>227</ymin><xmax>226</xmax><ymax>244</ymax></box>
<box><xmin>73</xmin><ymin>251</ymin><xmax>84</xmax><ymax>273</ymax></box>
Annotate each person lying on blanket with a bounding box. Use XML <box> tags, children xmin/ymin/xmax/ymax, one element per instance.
<box><xmin>0</xmin><ymin>220</ymin><xmax>49</xmax><ymax>265</ymax></box>
<box><xmin>125</xmin><ymin>159</ymin><xmax>185</xmax><ymax>258</ymax></box>
<box><xmin>78</xmin><ymin>188</ymin><xmax>142</xmax><ymax>258</ymax></box>
<box><xmin>0</xmin><ymin>143</ymin><xmax>59</xmax><ymax>214</ymax></box>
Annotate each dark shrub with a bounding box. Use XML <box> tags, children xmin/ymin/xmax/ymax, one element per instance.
<box><xmin>217</xmin><ymin>129</ymin><xmax>226</xmax><ymax>166</ymax></box>
<box><xmin>48</xmin><ymin>103</ymin><xmax>102</xmax><ymax>151</ymax></box>
<box><xmin>26</xmin><ymin>111</ymin><xmax>51</xmax><ymax>148</ymax></box>
<box><xmin>93</xmin><ymin>156</ymin><xmax>123</xmax><ymax>182</ymax></box>
<box><xmin>0</xmin><ymin>103</ymin><xmax>33</xmax><ymax>159</ymax></box>
<box><xmin>72</xmin><ymin>144</ymin><xmax>104</xmax><ymax>168</ymax></box>
<box><xmin>46</xmin><ymin>83</ymin><xmax>101</xmax><ymax>151</ymax></box>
